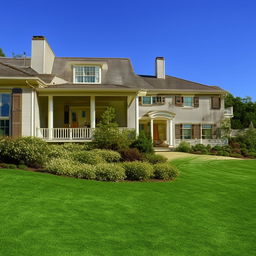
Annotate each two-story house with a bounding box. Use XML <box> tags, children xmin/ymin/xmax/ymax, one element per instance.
<box><xmin>0</xmin><ymin>36</ymin><xmax>233</xmax><ymax>147</ymax></box>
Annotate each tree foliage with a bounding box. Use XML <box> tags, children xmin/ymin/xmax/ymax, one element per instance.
<box><xmin>225</xmin><ymin>93</ymin><xmax>256</xmax><ymax>129</ymax></box>
<box><xmin>0</xmin><ymin>48</ymin><xmax>5</xmax><ymax>57</ymax></box>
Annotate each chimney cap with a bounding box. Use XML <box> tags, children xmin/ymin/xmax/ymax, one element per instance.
<box><xmin>32</xmin><ymin>36</ymin><xmax>45</xmax><ymax>40</ymax></box>
<box><xmin>156</xmin><ymin>56</ymin><xmax>165</xmax><ymax>60</ymax></box>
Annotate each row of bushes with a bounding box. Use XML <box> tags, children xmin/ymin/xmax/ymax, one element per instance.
<box><xmin>45</xmin><ymin>159</ymin><xmax>179</xmax><ymax>181</ymax></box>
<box><xmin>176</xmin><ymin>140</ymin><xmax>256</xmax><ymax>158</ymax></box>
<box><xmin>0</xmin><ymin>137</ymin><xmax>167</xmax><ymax>168</ymax></box>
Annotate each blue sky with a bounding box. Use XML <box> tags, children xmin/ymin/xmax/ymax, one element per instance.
<box><xmin>1</xmin><ymin>0</ymin><xmax>256</xmax><ymax>99</ymax></box>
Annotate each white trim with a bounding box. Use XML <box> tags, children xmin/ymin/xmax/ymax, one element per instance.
<box><xmin>135</xmin><ymin>96</ymin><xmax>139</xmax><ymax>136</ymax></box>
<box><xmin>48</xmin><ymin>95</ymin><xmax>53</xmax><ymax>140</ymax></box>
<box><xmin>150</xmin><ymin>119</ymin><xmax>154</xmax><ymax>141</ymax></box>
<box><xmin>73</xmin><ymin>65</ymin><xmax>102</xmax><ymax>84</ymax></box>
<box><xmin>90</xmin><ymin>96</ymin><xmax>96</xmax><ymax>129</ymax></box>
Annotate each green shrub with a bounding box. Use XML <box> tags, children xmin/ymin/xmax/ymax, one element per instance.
<box><xmin>18</xmin><ymin>164</ymin><xmax>28</xmax><ymax>170</ymax></box>
<box><xmin>143</xmin><ymin>153</ymin><xmax>167</xmax><ymax>164</ymax></box>
<box><xmin>45</xmin><ymin>158</ymin><xmax>96</xmax><ymax>179</ymax></box>
<box><xmin>131</xmin><ymin>131</ymin><xmax>154</xmax><ymax>153</ymax></box>
<box><xmin>71</xmin><ymin>151</ymin><xmax>105</xmax><ymax>165</ymax></box>
<box><xmin>48</xmin><ymin>144</ymin><xmax>71</xmax><ymax>159</ymax></box>
<box><xmin>0</xmin><ymin>163</ymin><xmax>17</xmax><ymax>169</ymax></box>
<box><xmin>0</xmin><ymin>137</ymin><xmax>49</xmax><ymax>168</ymax></box>
<box><xmin>95</xmin><ymin>163</ymin><xmax>126</xmax><ymax>181</ymax></box>
<box><xmin>247</xmin><ymin>151</ymin><xmax>256</xmax><ymax>158</ymax></box>
<box><xmin>119</xmin><ymin>148</ymin><xmax>142</xmax><ymax>162</ymax></box>
<box><xmin>191</xmin><ymin>144</ymin><xmax>209</xmax><ymax>155</ymax></box>
<box><xmin>153</xmin><ymin>163</ymin><xmax>179</xmax><ymax>180</ymax></box>
<box><xmin>230</xmin><ymin>153</ymin><xmax>243</xmax><ymax>158</ymax></box>
<box><xmin>92</xmin><ymin>107</ymin><xmax>135</xmax><ymax>150</ymax></box>
<box><xmin>90</xmin><ymin>149</ymin><xmax>121</xmax><ymax>162</ymax></box>
<box><xmin>176</xmin><ymin>141</ymin><xmax>191</xmax><ymax>153</ymax></box>
<box><xmin>122</xmin><ymin>161</ymin><xmax>154</xmax><ymax>181</ymax></box>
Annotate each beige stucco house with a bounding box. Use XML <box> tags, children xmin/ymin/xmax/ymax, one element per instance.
<box><xmin>0</xmin><ymin>36</ymin><xmax>233</xmax><ymax>147</ymax></box>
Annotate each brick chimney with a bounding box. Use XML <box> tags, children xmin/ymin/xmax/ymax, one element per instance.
<box><xmin>155</xmin><ymin>57</ymin><xmax>165</xmax><ymax>79</ymax></box>
<box><xmin>31</xmin><ymin>36</ymin><xmax>55</xmax><ymax>74</ymax></box>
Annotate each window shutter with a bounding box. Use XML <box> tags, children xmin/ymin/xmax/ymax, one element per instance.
<box><xmin>211</xmin><ymin>96</ymin><xmax>221</xmax><ymax>109</ymax></box>
<box><xmin>139</xmin><ymin>97</ymin><xmax>142</xmax><ymax>105</ymax></box>
<box><xmin>175</xmin><ymin>96</ymin><xmax>183</xmax><ymax>106</ymax></box>
<box><xmin>194</xmin><ymin>97</ymin><xmax>199</xmax><ymax>108</ymax></box>
<box><xmin>192</xmin><ymin>124</ymin><xmax>201</xmax><ymax>139</ymax></box>
<box><xmin>212</xmin><ymin>124</ymin><xmax>217</xmax><ymax>138</ymax></box>
<box><xmin>175</xmin><ymin>124</ymin><xmax>182</xmax><ymax>139</ymax></box>
<box><xmin>12</xmin><ymin>88</ymin><xmax>22</xmax><ymax>138</ymax></box>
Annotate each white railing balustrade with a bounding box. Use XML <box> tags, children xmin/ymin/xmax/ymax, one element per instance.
<box><xmin>37</xmin><ymin>128</ymin><xmax>93</xmax><ymax>141</ymax></box>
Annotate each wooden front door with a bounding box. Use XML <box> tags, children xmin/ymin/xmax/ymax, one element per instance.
<box><xmin>69</xmin><ymin>107</ymin><xmax>89</xmax><ymax>128</ymax></box>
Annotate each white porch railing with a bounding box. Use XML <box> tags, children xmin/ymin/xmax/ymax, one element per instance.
<box><xmin>36</xmin><ymin>128</ymin><xmax>93</xmax><ymax>141</ymax></box>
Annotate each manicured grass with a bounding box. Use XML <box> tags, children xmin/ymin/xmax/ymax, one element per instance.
<box><xmin>0</xmin><ymin>158</ymin><xmax>255</xmax><ymax>256</ymax></box>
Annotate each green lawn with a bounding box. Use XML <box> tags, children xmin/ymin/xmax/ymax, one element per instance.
<box><xmin>0</xmin><ymin>158</ymin><xmax>255</xmax><ymax>256</ymax></box>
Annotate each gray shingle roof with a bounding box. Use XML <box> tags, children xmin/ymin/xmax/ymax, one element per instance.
<box><xmin>0</xmin><ymin>57</ymin><xmax>225</xmax><ymax>93</ymax></box>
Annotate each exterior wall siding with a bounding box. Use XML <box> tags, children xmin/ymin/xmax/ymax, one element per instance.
<box><xmin>139</xmin><ymin>95</ymin><xmax>224</xmax><ymax>125</ymax></box>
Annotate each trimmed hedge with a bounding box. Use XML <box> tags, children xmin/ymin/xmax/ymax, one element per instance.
<box><xmin>153</xmin><ymin>163</ymin><xmax>179</xmax><ymax>180</ymax></box>
<box><xmin>45</xmin><ymin>158</ymin><xmax>96</xmax><ymax>179</ymax></box>
<box><xmin>143</xmin><ymin>153</ymin><xmax>167</xmax><ymax>164</ymax></box>
<box><xmin>122</xmin><ymin>161</ymin><xmax>154</xmax><ymax>181</ymax></box>
<box><xmin>95</xmin><ymin>163</ymin><xmax>126</xmax><ymax>181</ymax></box>
<box><xmin>90</xmin><ymin>149</ymin><xmax>121</xmax><ymax>162</ymax></box>
<box><xmin>0</xmin><ymin>137</ymin><xmax>49</xmax><ymax>168</ymax></box>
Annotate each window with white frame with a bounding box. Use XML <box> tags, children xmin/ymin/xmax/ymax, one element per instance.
<box><xmin>182</xmin><ymin>124</ymin><xmax>192</xmax><ymax>139</ymax></box>
<box><xmin>183</xmin><ymin>96</ymin><xmax>193</xmax><ymax>107</ymax></box>
<box><xmin>0</xmin><ymin>93</ymin><xmax>11</xmax><ymax>137</ymax></box>
<box><xmin>141</xmin><ymin>96</ymin><xmax>165</xmax><ymax>105</ymax></box>
<box><xmin>73</xmin><ymin>66</ymin><xmax>101</xmax><ymax>84</ymax></box>
<box><xmin>202</xmin><ymin>124</ymin><xmax>213</xmax><ymax>139</ymax></box>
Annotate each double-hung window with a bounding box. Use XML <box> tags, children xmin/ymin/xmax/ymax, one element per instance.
<box><xmin>182</xmin><ymin>124</ymin><xmax>192</xmax><ymax>139</ymax></box>
<box><xmin>183</xmin><ymin>96</ymin><xmax>193</xmax><ymax>107</ymax></box>
<box><xmin>0</xmin><ymin>93</ymin><xmax>11</xmax><ymax>137</ymax></box>
<box><xmin>141</xmin><ymin>96</ymin><xmax>165</xmax><ymax>105</ymax></box>
<box><xmin>74</xmin><ymin>66</ymin><xmax>101</xmax><ymax>84</ymax></box>
<box><xmin>202</xmin><ymin>124</ymin><xmax>213</xmax><ymax>139</ymax></box>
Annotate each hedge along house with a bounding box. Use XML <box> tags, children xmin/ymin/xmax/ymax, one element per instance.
<box><xmin>0</xmin><ymin>36</ymin><xmax>233</xmax><ymax>147</ymax></box>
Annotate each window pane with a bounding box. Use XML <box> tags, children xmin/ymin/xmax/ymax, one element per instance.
<box><xmin>0</xmin><ymin>120</ymin><xmax>9</xmax><ymax>136</ymax></box>
<box><xmin>183</xmin><ymin>129</ymin><xmax>192</xmax><ymax>139</ymax></box>
<box><xmin>202</xmin><ymin>124</ymin><xmax>212</xmax><ymax>129</ymax></box>
<box><xmin>142</xmin><ymin>97</ymin><xmax>151</xmax><ymax>104</ymax></box>
<box><xmin>184</xmin><ymin>97</ymin><xmax>193</xmax><ymax>107</ymax></box>
<box><xmin>0</xmin><ymin>94</ymin><xmax>11</xmax><ymax>117</ymax></box>
<box><xmin>74</xmin><ymin>66</ymin><xmax>100</xmax><ymax>83</ymax></box>
<box><xmin>183</xmin><ymin>124</ymin><xmax>192</xmax><ymax>129</ymax></box>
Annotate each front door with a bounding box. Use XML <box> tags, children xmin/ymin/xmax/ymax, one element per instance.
<box><xmin>153</xmin><ymin>120</ymin><xmax>167</xmax><ymax>146</ymax></box>
<box><xmin>69</xmin><ymin>107</ymin><xmax>89</xmax><ymax>128</ymax></box>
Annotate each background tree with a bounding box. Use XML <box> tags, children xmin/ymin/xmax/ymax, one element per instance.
<box><xmin>0</xmin><ymin>48</ymin><xmax>5</xmax><ymax>57</ymax></box>
<box><xmin>225</xmin><ymin>93</ymin><xmax>256</xmax><ymax>129</ymax></box>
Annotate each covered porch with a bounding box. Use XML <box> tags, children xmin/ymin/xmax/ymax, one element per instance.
<box><xmin>36</xmin><ymin>95</ymin><xmax>133</xmax><ymax>141</ymax></box>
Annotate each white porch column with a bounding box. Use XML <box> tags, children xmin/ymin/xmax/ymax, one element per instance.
<box><xmin>150</xmin><ymin>119</ymin><xmax>154</xmax><ymax>141</ymax></box>
<box><xmin>48</xmin><ymin>95</ymin><xmax>53</xmax><ymax>140</ymax></box>
<box><xmin>200</xmin><ymin>123</ymin><xmax>203</xmax><ymax>144</ymax></box>
<box><xmin>90</xmin><ymin>96</ymin><xmax>96</xmax><ymax>129</ymax></box>
<box><xmin>135</xmin><ymin>96</ymin><xmax>139</xmax><ymax>136</ymax></box>
<box><xmin>168</xmin><ymin>119</ymin><xmax>173</xmax><ymax>146</ymax></box>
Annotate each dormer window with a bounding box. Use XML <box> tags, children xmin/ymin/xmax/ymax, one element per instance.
<box><xmin>73</xmin><ymin>66</ymin><xmax>101</xmax><ymax>84</ymax></box>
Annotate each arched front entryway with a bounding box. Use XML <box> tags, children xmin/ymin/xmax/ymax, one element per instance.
<box><xmin>140</xmin><ymin>111</ymin><xmax>176</xmax><ymax>147</ymax></box>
